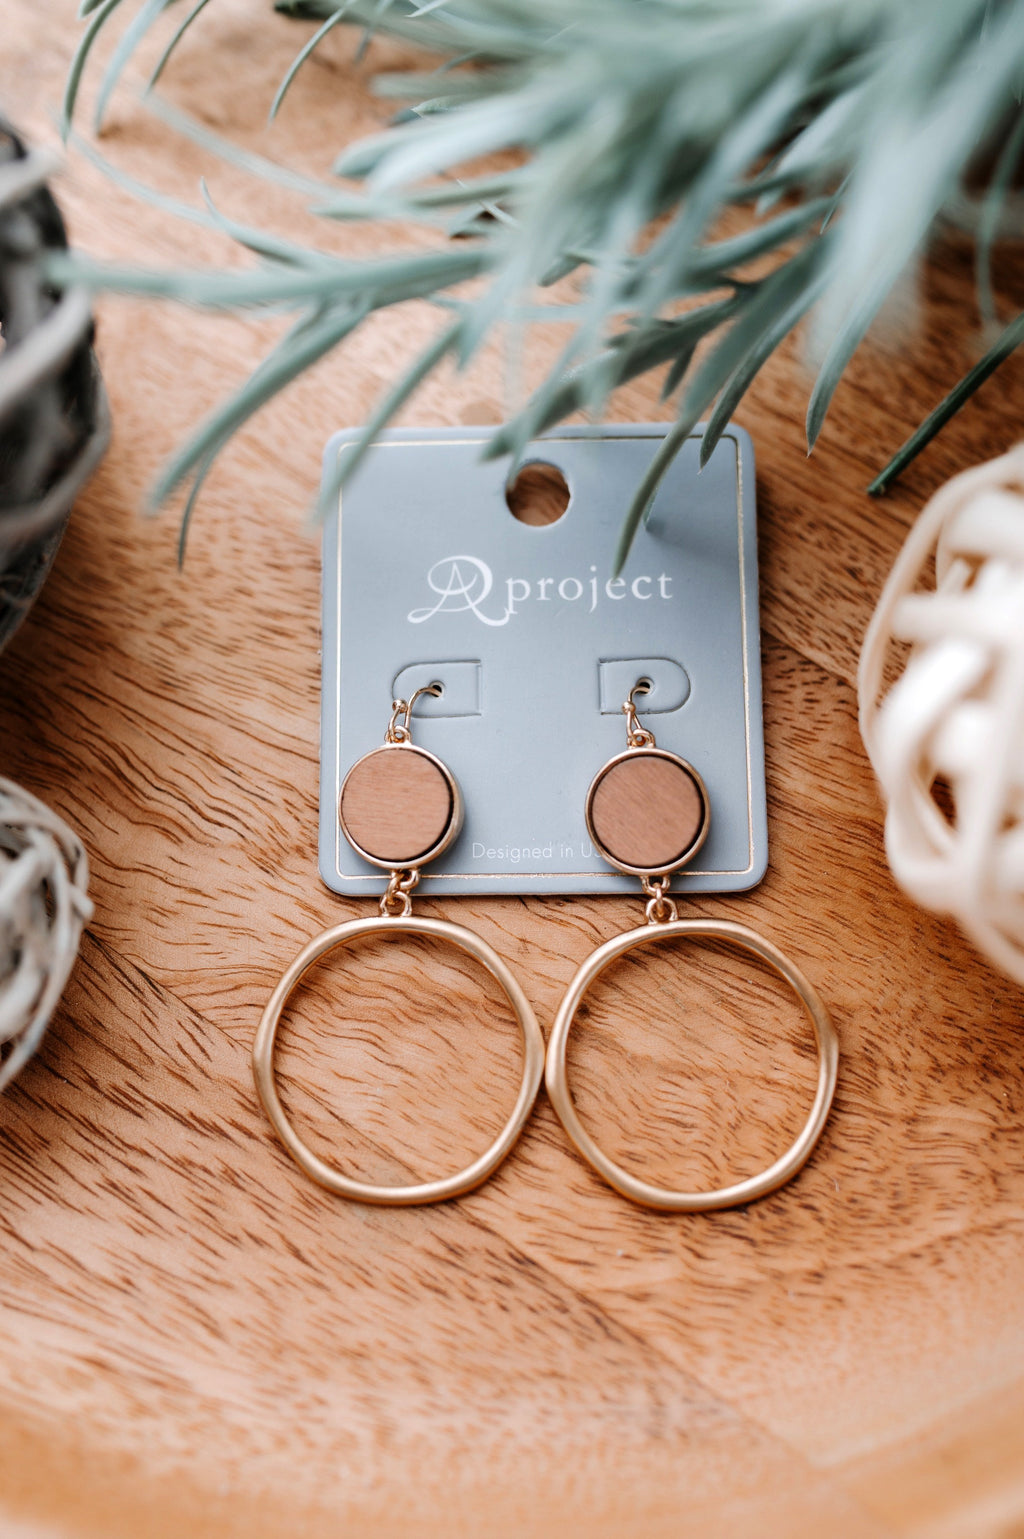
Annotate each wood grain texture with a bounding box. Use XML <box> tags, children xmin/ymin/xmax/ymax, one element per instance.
<box><xmin>339</xmin><ymin>745</ymin><xmax>454</xmax><ymax>866</ymax></box>
<box><xmin>0</xmin><ymin>5</ymin><xmax>1023</xmax><ymax>1536</ymax></box>
<box><xmin>588</xmin><ymin>751</ymin><xmax>707</xmax><ymax>871</ymax></box>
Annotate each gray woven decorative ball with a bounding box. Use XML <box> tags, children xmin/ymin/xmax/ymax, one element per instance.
<box><xmin>0</xmin><ymin>778</ymin><xmax>92</xmax><ymax>1090</ymax></box>
<box><xmin>0</xmin><ymin>118</ymin><xmax>108</xmax><ymax>649</ymax></box>
<box><xmin>1</xmin><ymin>121</ymin><xmax>103</xmax><ymax>1084</ymax></box>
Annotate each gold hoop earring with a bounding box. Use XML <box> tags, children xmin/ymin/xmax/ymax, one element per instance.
<box><xmin>545</xmin><ymin>681</ymin><xmax>838</xmax><ymax>1212</ymax></box>
<box><xmin>253</xmin><ymin>685</ymin><xmax>545</xmax><ymax>1205</ymax></box>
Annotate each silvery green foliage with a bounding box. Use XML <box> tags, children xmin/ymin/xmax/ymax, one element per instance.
<box><xmin>62</xmin><ymin>0</ymin><xmax>1024</xmax><ymax>566</ymax></box>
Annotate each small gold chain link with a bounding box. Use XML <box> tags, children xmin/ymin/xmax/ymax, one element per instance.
<box><xmin>380</xmin><ymin>868</ymin><xmax>420</xmax><ymax>918</ymax></box>
<box><xmin>641</xmin><ymin>874</ymin><xmax>678</xmax><ymax>925</ymax></box>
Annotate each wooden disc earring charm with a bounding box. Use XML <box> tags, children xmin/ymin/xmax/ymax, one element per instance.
<box><xmin>585</xmin><ymin>681</ymin><xmax>709</xmax><ymax>877</ymax></box>
<box><xmin>338</xmin><ymin>688</ymin><xmax>463</xmax><ymax>871</ymax></box>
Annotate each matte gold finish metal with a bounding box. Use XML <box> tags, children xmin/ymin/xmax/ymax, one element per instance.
<box><xmin>545</xmin><ymin>918</ymin><xmax>838</xmax><ymax>1212</ymax></box>
<box><xmin>379</xmin><ymin>867</ymin><xmax>419</xmax><ymax>918</ymax></box>
<box><xmin>640</xmin><ymin>874</ymin><xmax>678</xmax><ymax>924</ymax></box>
<box><xmin>386</xmin><ymin>683</ymin><xmax>443</xmax><ymax>745</ymax></box>
<box><xmin>254</xmin><ymin>914</ymin><xmax>545</xmax><ymax>1206</ymax></box>
<box><xmin>623</xmin><ymin>678</ymin><xmax>656</xmax><ymax>747</ymax></box>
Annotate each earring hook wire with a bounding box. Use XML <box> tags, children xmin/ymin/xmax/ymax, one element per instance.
<box><xmin>623</xmin><ymin>676</ymin><xmax>655</xmax><ymax>748</ymax></box>
<box><xmin>387</xmin><ymin>681</ymin><xmax>443</xmax><ymax>744</ymax></box>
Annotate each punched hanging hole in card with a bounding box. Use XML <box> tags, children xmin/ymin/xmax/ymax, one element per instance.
<box><xmin>505</xmin><ymin>461</ymin><xmax>571</xmax><ymax>526</ymax></box>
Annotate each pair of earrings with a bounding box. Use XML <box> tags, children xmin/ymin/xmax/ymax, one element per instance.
<box><xmin>253</xmin><ymin>682</ymin><xmax>838</xmax><ymax>1212</ymax></box>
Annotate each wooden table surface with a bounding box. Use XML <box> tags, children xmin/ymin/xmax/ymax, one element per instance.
<box><xmin>1</xmin><ymin>6</ymin><xmax>1023</xmax><ymax>1536</ymax></box>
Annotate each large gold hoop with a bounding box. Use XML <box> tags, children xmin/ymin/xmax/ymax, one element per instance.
<box><xmin>545</xmin><ymin>919</ymin><xmax>838</xmax><ymax>1212</ymax></box>
<box><xmin>254</xmin><ymin>915</ymin><xmax>545</xmax><ymax>1205</ymax></box>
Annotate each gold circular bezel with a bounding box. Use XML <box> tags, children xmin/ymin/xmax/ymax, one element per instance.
<box><xmin>338</xmin><ymin>741</ymin><xmax>464</xmax><ymax>871</ymax></box>
<box><xmin>584</xmin><ymin>745</ymin><xmax>710</xmax><ymax>877</ymax></box>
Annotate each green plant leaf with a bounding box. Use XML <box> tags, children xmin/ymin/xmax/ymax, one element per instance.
<box><xmin>753</xmin><ymin>80</ymin><xmax>870</xmax><ymax>211</ymax></box>
<box><xmin>701</xmin><ymin>266</ymin><xmax>827</xmax><ymax>465</ymax></box>
<box><xmin>147</xmin><ymin>0</ymin><xmax>215</xmax><ymax>91</ymax></box>
<box><xmin>617</xmin><ymin>246</ymin><xmax>825</xmax><ymax>564</ymax></box>
<box><xmin>150</xmin><ymin>301</ymin><xmax>369</xmax><ymax>507</ymax></box>
<box><xmin>177</xmin><ymin>450</ymin><xmax>216</xmax><ymax>565</ymax></box>
<box><xmin>270</xmin><ymin>3</ymin><xmax>355</xmax><ymax>122</ymax></box>
<box><xmin>686</xmin><ymin>243</ymin><xmax>825</xmax><ymax>419</ymax></box>
<box><xmin>633</xmin><ymin>56</ymin><xmax>813</xmax><ymax>325</ymax></box>
<box><xmin>61</xmin><ymin>0</ymin><xmax>1024</xmax><ymax>520</ymax></box>
<box><xmin>808</xmin><ymin>0</ymin><xmax>1024</xmax><ymax>445</ymax></box>
<box><xmin>199</xmin><ymin>181</ymin><xmax>341</xmax><ymax>267</ymax></box>
<box><xmin>487</xmin><ymin>295</ymin><xmax>742</xmax><ymax>472</ymax></box>
<box><xmin>94</xmin><ymin>0</ymin><xmax>173</xmax><ymax>132</ymax></box>
<box><xmin>145</xmin><ymin>92</ymin><xmax>336</xmax><ymax>198</ymax></box>
<box><xmin>50</xmin><ymin>241</ymin><xmax>489</xmax><ymax>307</ymax></box>
<box><xmin>63</xmin><ymin>0</ymin><xmax>124</xmax><ymax>138</ymax></box>
<box><xmin>684</xmin><ymin>196</ymin><xmax>835</xmax><ymax>281</ymax></box>
<box><xmin>869</xmin><ymin>304</ymin><xmax>1024</xmax><ymax>494</ymax></box>
<box><xmin>613</xmin><ymin>417</ymin><xmax>693</xmax><ymax>577</ymax></box>
<box><xmin>318</xmin><ymin>317</ymin><xmax>461</xmax><ymax>512</ymax></box>
<box><xmin>977</xmin><ymin>108</ymin><xmax>1024</xmax><ymax>327</ymax></box>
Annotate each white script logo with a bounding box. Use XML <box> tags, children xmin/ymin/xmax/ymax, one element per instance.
<box><xmin>407</xmin><ymin>555</ymin><xmax>672</xmax><ymax>626</ymax></box>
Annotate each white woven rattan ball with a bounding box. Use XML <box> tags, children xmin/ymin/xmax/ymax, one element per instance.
<box><xmin>859</xmin><ymin>445</ymin><xmax>1024</xmax><ymax>983</ymax></box>
<box><xmin>0</xmin><ymin>777</ymin><xmax>91</xmax><ymax>1090</ymax></box>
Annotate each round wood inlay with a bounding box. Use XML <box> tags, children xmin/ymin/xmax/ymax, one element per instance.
<box><xmin>340</xmin><ymin>746</ymin><xmax>455</xmax><ymax>866</ymax></box>
<box><xmin>588</xmin><ymin>751</ymin><xmax>707</xmax><ymax>873</ymax></box>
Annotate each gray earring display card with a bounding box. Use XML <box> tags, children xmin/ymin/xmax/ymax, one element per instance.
<box><xmin>320</xmin><ymin>423</ymin><xmax>766</xmax><ymax>897</ymax></box>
